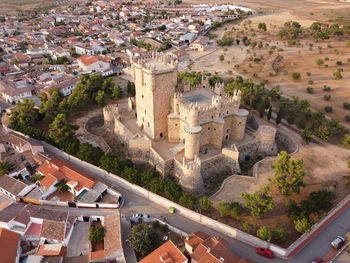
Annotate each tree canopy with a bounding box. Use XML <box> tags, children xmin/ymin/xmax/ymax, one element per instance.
<box><xmin>128</xmin><ymin>224</ymin><xmax>160</xmax><ymax>256</ymax></box>
<box><xmin>241</xmin><ymin>186</ymin><xmax>274</xmax><ymax>217</ymax></box>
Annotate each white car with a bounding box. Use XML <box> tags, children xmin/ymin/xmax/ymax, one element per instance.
<box><xmin>131</xmin><ymin>213</ymin><xmax>150</xmax><ymax>219</ymax></box>
<box><xmin>331</xmin><ymin>236</ymin><xmax>345</xmax><ymax>249</ymax></box>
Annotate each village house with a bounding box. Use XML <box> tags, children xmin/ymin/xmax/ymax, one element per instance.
<box><xmin>0</xmin><ymin>227</ymin><xmax>21</xmax><ymax>263</ymax></box>
<box><xmin>189</xmin><ymin>36</ymin><xmax>210</xmax><ymax>52</ymax></box>
<box><xmin>139</xmin><ymin>240</ymin><xmax>187</xmax><ymax>263</ymax></box>
<box><xmin>77</xmin><ymin>54</ymin><xmax>110</xmax><ymax>72</ymax></box>
<box><xmin>0</xmin><ymin>175</ymin><xmax>37</xmax><ymax>200</ymax></box>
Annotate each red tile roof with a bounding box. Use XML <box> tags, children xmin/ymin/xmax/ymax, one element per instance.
<box><xmin>77</xmin><ymin>55</ymin><xmax>108</xmax><ymax>66</ymax></box>
<box><xmin>139</xmin><ymin>240</ymin><xmax>187</xmax><ymax>263</ymax></box>
<box><xmin>37</xmin><ymin>158</ymin><xmax>96</xmax><ymax>191</ymax></box>
<box><xmin>0</xmin><ymin>227</ymin><xmax>20</xmax><ymax>263</ymax></box>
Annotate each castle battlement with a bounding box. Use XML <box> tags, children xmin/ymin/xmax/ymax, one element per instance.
<box><xmin>103</xmin><ymin>105</ymin><xmax>119</xmax><ymax>123</ymax></box>
<box><xmin>182</xmin><ymin>155</ymin><xmax>201</xmax><ymax>171</ymax></box>
<box><xmin>130</xmin><ymin>51</ymin><xmax>178</xmax><ymax>73</ymax></box>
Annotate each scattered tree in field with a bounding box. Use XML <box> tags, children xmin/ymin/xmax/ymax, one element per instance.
<box><xmin>291</xmin><ymin>72</ymin><xmax>301</xmax><ymax>80</ymax></box>
<box><xmin>324</xmin><ymin>106</ymin><xmax>333</xmax><ymax>113</ymax></box>
<box><xmin>317</xmin><ymin>126</ymin><xmax>330</xmax><ymax>141</ymax></box>
<box><xmin>271</xmin><ymin>151</ymin><xmax>305</xmax><ymax>195</ymax></box>
<box><xmin>242</xmin><ymin>222</ymin><xmax>254</xmax><ymax>233</ymax></box>
<box><xmin>257</xmin><ymin>226</ymin><xmax>272</xmax><ymax>241</ymax></box>
<box><xmin>218</xmin><ymin>202</ymin><xmax>231</xmax><ymax>217</ymax></box>
<box><xmin>95</xmin><ymin>90</ymin><xmax>106</xmax><ymax>107</ymax></box>
<box><xmin>302</xmin><ymin>128</ymin><xmax>313</xmax><ymax>144</ymax></box>
<box><xmin>324</xmin><ymin>95</ymin><xmax>331</xmax><ymax>101</ymax></box>
<box><xmin>306</xmin><ymin>87</ymin><xmax>314</xmax><ymax>94</ymax></box>
<box><xmin>199</xmin><ymin>196</ymin><xmax>212</xmax><ymax>211</ymax></box>
<box><xmin>128</xmin><ymin>224</ymin><xmax>160</xmax><ymax>256</ymax></box>
<box><xmin>88</xmin><ymin>225</ymin><xmax>105</xmax><ymax>243</ymax></box>
<box><xmin>316</xmin><ymin>58</ymin><xmax>324</xmax><ymax>67</ymax></box>
<box><xmin>258</xmin><ymin>23</ymin><xmax>267</xmax><ymax>31</ymax></box>
<box><xmin>219</xmin><ymin>54</ymin><xmax>224</xmax><ymax>61</ymax></box>
<box><xmin>241</xmin><ymin>186</ymin><xmax>274</xmax><ymax>217</ymax></box>
<box><xmin>333</xmin><ymin>71</ymin><xmax>342</xmax><ymax>80</ymax></box>
<box><xmin>343</xmin><ymin>134</ymin><xmax>350</xmax><ymax>148</ymax></box>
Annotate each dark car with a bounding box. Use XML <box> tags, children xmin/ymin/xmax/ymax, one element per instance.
<box><xmin>256</xmin><ymin>248</ymin><xmax>274</xmax><ymax>259</ymax></box>
<box><xmin>310</xmin><ymin>257</ymin><xmax>323</xmax><ymax>263</ymax></box>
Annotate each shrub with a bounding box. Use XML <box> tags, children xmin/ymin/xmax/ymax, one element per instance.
<box><xmin>257</xmin><ymin>226</ymin><xmax>272</xmax><ymax>241</ymax></box>
<box><xmin>292</xmin><ymin>72</ymin><xmax>301</xmax><ymax>80</ymax></box>
<box><xmin>230</xmin><ymin>202</ymin><xmax>242</xmax><ymax>219</ymax></box>
<box><xmin>199</xmin><ymin>196</ymin><xmax>212</xmax><ymax>211</ymax></box>
<box><xmin>344</xmin><ymin>102</ymin><xmax>350</xmax><ymax>110</ymax></box>
<box><xmin>308</xmin><ymin>80</ymin><xmax>314</xmax><ymax>85</ymax></box>
<box><xmin>218</xmin><ymin>202</ymin><xmax>231</xmax><ymax>217</ymax></box>
<box><xmin>333</xmin><ymin>71</ymin><xmax>342</xmax><ymax>80</ymax></box>
<box><xmin>272</xmin><ymin>227</ymin><xmax>287</xmax><ymax>241</ymax></box>
<box><xmin>294</xmin><ymin>217</ymin><xmax>312</xmax><ymax>233</ymax></box>
<box><xmin>306</xmin><ymin>72</ymin><xmax>311</xmax><ymax>76</ymax></box>
<box><xmin>345</xmin><ymin>115</ymin><xmax>350</xmax><ymax>122</ymax></box>
<box><xmin>306</xmin><ymin>87</ymin><xmax>314</xmax><ymax>94</ymax></box>
<box><xmin>324</xmin><ymin>106</ymin><xmax>333</xmax><ymax>113</ymax></box>
<box><xmin>88</xmin><ymin>226</ymin><xmax>105</xmax><ymax>243</ymax></box>
<box><xmin>324</xmin><ymin>95</ymin><xmax>331</xmax><ymax>101</ymax></box>
<box><xmin>219</xmin><ymin>54</ymin><xmax>224</xmax><ymax>61</ymax></box>
<box><xmin>323</xmin><ymin>85</ymin><xmax>331</xmax><ymax>92</ymax></box>
<box><xmin>336</xmin><ymin>61</ymin><xmax>343</xmax><ymax>66</ymax></box>
<box><xmin>242</xmin><ymin>222</ymin><xmax>254</xmax><ymax>233</ymax></box>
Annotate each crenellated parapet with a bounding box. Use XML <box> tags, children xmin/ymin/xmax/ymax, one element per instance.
<box><xmin>103</xmin><ymin>105</ymin><xmax>119</xmax><ymax>127</ymax></box>
<box><xmin>179</xmin><ymin>155</ymin><xmax>204</xmax><ymax>193</ymax></box>
<box><xmin>130</xmin><ymin>51</ymin><xmax>178</xmax><ymax>74</ymax></box>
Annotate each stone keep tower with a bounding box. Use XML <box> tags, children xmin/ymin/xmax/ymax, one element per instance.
<box><xmin>130</xmin><ymin>52</ymin><xmax>178</xmax><ymax>140</ymax></box>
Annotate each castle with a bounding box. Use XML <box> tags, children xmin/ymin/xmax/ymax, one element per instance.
<box><xmin>103</xmin><ymin>52</ymin><xmax>278</xmax><ymax>193</ymax></box>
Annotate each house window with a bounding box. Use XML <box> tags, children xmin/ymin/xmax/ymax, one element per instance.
<box><xmin>225</xmin><ymin>135</ymin><xmax>229</xmax><ymax>140</ymax></box>
<box><xmin>227</xmin><ymin>129</ymin><xmax>229</xmax><ymax>133</ymax></box>
<box><xmin>175</xmin><ymin>124</ymin><xmax>177</xmax><ymax>126</ymax></box>
<box><xmin>160</xmin><ymin>133</ymin><xmax>163</xmax><ymax>138</ymax></box>
<box><xmin>208</xmin><ymin>127</ymin><xmax>210</xmax><ymax>130</ymax></box>
<box><xmin>148</xmin><ymin>122</ymin><xmax>150</xmax><ymax>127</ymax></box>
<box><xmin>211</xmin><ymin>116</ymin><xmax>214</xmax><ymax>119</ymax></box>
<box><xmin>227</xmin><ymin>110</ymin><xmax>229</xmax><ymax>114</ymax></box>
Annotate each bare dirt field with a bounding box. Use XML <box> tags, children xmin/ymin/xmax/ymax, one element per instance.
<box><xmin>0</xmin><ymin>0</ymin><xmax>71</xmax><ymax>14</ymax></box>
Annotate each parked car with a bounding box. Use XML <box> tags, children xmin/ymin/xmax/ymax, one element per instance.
<box><xmin>331</xmin><ymin>236</ymin><xmax>345</xmax><ymax>249</ymax></box>
<box><xmin>131</xmin><ymin>213</ymin><xmax>150</xmax><ymax>219</ymax></box>
<box><xmin>256</xmin><ymin>248</ymin><xmax>274</xmax><ymax>259</ymax></box>
<box><xmin>310</xmin><ymin>257</ymin><xmax>323</xmax><ymax>263</ymax></box>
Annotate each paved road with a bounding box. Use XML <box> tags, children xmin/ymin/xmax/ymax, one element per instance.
<box><xmin>48</xmin><ymin>154</ymin><xmax>350</xmax><ymax>263</ymax></box>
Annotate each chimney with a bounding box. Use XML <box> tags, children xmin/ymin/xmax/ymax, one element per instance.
<box><xmin>219</xmin><ymin>257</ymin><xmax>224</xmax><ymax>262</ymax></box>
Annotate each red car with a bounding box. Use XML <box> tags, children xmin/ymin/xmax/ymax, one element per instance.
<box><xmin>310</xmin><ymin>258</ymin><xmax>323</xmax><ymax>263</ymax></box>
<box><xmin>256</xmin><ymin>248</ymin><xmax>274</xmax><ymax>259</ymax></box>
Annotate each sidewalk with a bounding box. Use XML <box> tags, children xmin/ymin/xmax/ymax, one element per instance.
<box><xmin>120</xmin><ymin>215</ymin><xmax>138</xmax><ymax>263</ymax></box>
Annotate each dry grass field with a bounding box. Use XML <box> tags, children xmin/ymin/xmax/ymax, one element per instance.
<box><xmin>0</xmin><ymin>0</ymin><xmax>71</xmax><ymax>14</ymax></box>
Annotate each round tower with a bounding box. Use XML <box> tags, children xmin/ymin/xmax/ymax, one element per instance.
<box><xmin>103</xmin><ymin>105</ymin><xmax>119</xmax><ymax>128</ymax></box>
<box><xmin>255</xmin><ymin>125</ymin><xmax>278</xmax><ymax>155</ymax></box>
<box><xmin>184</xmin><ymin>105</ymin><xmax>202</xmax><ymax>160</ymax></box>
<box><xmin>179</xmin><ymin>156</ymin><xmax>204</xmax><ymax>193</ymax></box>
<box><xmin>231</xmin><ymin>108</ymin><xmax>249</xmax><ymax>141</ymax></box>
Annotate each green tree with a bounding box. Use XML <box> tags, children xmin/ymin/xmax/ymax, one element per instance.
<box><xmin>8</xmin><ymin>99</ymin><xmax>38</xmax><ymax>127</ymax></box>
<box><xmin>241</xmin><ymin>186</ymin><xmax>274</xmax><ymax>217</ymax></box>
<box><xmin>164</xmin><ymin>180</ymin><xmax>182</xmax><ymax>201</ymax></box>
<box><xmin>49</xmin><ymin>114</ymin><xmax>78</xmax><ymax>145</ymax></box>
<box><xmin>54</xmin><ymin>179</ymin><xmax>70</xmax><ymax>192</ymax></box>
<box><xmin>150</xmin><ymin>178</ymin><xmax>165</xmax><ymax>194</ymax></box>
<box><xmin>315</xmin><ymin>58</ymin><xmax>324</xmax><ymax>67</ymax></box>
<box><xmin>301</xmin><ymin>128</ymin><xmax>313</xmax><ymax>144</ymax></box>
<box><xmin>179</xmin><ymin>192</ymin><xmax>197</xmax><ymax>210</ymax></box>
<box><xmin>258</xmin><ymin>23</ymin><xmax>267</xmax><ymax>31</ymax></box>
<box><xmin>271</xmin><ymin>151</ymin><xmax>305</xmax><ymax>195</ymax></box>
<box><xmin>39</xmin><ymin>88</ymin><xmax>63</xmax><ymax>123</ymax></box>
<box><xmin>88</xmin><ymin>225</ymin><xmax>105</xmax><ymax>243</ymax></box>
<box><xmin>0</xmin><ymin>161</ymin><xmax>15</xmax><ymax>176</ymax></box>
<box><xmin>272</xmin><ymin>227</ymin><xmax>287</xmax><ymax>241</ymax></box>
<box><xmin>242</xmin><ymin>222</ymin><xmax>254</xmax><ymax>233</ymax></box>
<box><xmin>99</xmin><ymin>154</ymin><xmax>122</xmax><ymax>174</ymax></box>
<box><xmin>257</xmin><ymin>226</ymin><xmax>272</xmax><ymax>241</ymax></box>
<box><xmin>231</xmin><ymin>202</ymin><xmax>243</xmax><ymax>219</ymax></box>
<box><xmin>111</xmin><ymin>85</ymin><xmax>123</xmax><ymax>99</ymax></box>
<box><xmin>292</xmin><ymin>72</ymin><xmax>301</xmax><ymax>80</ymax></box>
<box><xmin>218</xmin><ymin>202</ymin><xmax>231</xmax><ymax>217</ymax></box>
<box><xmin>317</xmin><ymin>126</ymin><xmax>330</xmax><ymax>141</ymax></box>
<box><xmin>77</xmin><ymin>143</ymin><xmax>104</xmax><ymax>165</ymax></box>
<box><xmin>343</xmin><ymin>134</ymin><xmax>350</xmax><ymax>148</ymax></box>
<box><xmin>294</xmin><ymin>217</ymin><xmax>311</xmax><ymax>233</ymax></box>
<box><xmin>127</xmin><ymin>81</ymin><xmax>136</xmax><ymax>96</ymax></box>
<box><xmin>95</xmin><ymin>90</ymin><xmax>106</xmax><ymax>107</ymax></box>
<box><xmin>198</xmin><ymin>196</ymin><xmax>212</xmax><ymax>211</ymax></box>
<box><xmin>333</xmin><ymin>71</ymin><xmax>343</xmax><ymax>80</ymax></box>
<box><xmin>128</xmin><ymin>224</ymin><xmax>160</xmax><ymax>256</ymax></box>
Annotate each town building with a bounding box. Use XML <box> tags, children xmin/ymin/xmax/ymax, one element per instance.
<box><xmin>0</xmin><ymin>227</ymin><xmax>21</xmax><ymax>263</ymax></box>
<box><xmin>139</xmin><ymin>240</ymin><xmax>187</xmax><ymax>263</ymax></box>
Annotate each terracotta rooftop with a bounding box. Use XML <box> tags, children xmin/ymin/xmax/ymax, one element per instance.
<box><xmin>37</xmin><ymin>243</ymin><xmax>67</xmax><ymax>256</ymax></box>
<box><xmin>0</xmin><ymin>227</ymin><xmax>20</xmax><ymax>263</ymax></box>
<box><xmin>139</xmin><ymin>240</ymin><xmax>186</xmax><ymax>263</ymax></box>
<box><xmin>77</xmin><ymin>55</ymin><xmax>108</xmax><ymax>66</ymax></box>
<box><xmin>25</xmin><ymin>222</ymin><xmax>42</xmax><ymax>236</ymax></box>
<box><xmin>104</xmin><ymin>213</ymin><xmax>122</xmax><ymax>257</ymax></box>
<box><xmin>37</xmin><ymin>158</ymin><xmax>96</xmax><ymax>191</ymax></box>
<box><xmin>0</xmin><ymin>203</ymin><xmax>25</xmax><ymax>223</ymax></box>
<box><xmin>32</xmin><ymin>207</ymin><xmax>68</xmax><ymax>222</ymax></box>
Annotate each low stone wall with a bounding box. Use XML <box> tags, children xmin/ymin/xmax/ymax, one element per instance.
<box><xmin>149</xmin><ymin>147</ymin><xmax>174</xmax><ymax>176</ymax></box>
<box><xmin>201</xmin><ymin>154</ymin><xmax>239</xmax><ymax>179</ymax></box>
